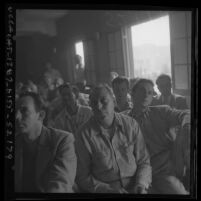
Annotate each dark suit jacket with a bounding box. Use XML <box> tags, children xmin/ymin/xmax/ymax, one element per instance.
<box><xmin>15</xmin><ymin>126</ymin><xmax>77</xmax><ymax>193</ymax></box>
<box><xmin>151</xmin><ymin>93</ymin><xmax>188</xmax><ymax>110</ymax></box>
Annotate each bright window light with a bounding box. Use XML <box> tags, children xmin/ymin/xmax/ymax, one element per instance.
<box><xmin>75</xmin><ymin>41</ymin><xmax>85</xmax><ymax>66</ymax></box>
<box><xmin>131</xmin><ymin>15</ymin><xmax>171</xmax><ymax>94</ymax></box>
<box><xmin>132</xmin><ymin>16</ymin><xmax>170</xmax><ymax>46</ymax></box>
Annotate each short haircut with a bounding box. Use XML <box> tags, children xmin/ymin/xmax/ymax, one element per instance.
<box><xmin>58</xmin><ymin>82</ymin><xmax>72</xmax><ymax>94</ymax></box>
<box><xmin>112</xmin><ymin>76</ymin><xmax>129</xmax><ymax>89</ymax></box>
<box><xmin>131</xmin><ymin>78</ymin><xmax>154</xmax><ymax>95</ymax></box>
<box><xmin>156</xmin><ymin>74</ymin><xmax>171</xmax><ymax>85</ymax></box>
<box><xmin>89</xmin><ymin>83</ymin><xmax>115</xmax><ymax>103</ymax></box>
<box><xmin>18</xmin><ymin>91</ymin><xmax>46</xmax><ymax>112</ymax></box>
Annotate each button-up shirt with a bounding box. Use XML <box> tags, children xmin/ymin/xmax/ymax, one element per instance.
<box><xmin>75</xmin><ymin>112</ymin><xmax>151</xmax><ymax>193</ymax></box>
<box><xmin>124</xmin><ymin>105</ymin><xmax>190</xmax><ymax>177</ymax></box>
<box><xmin>51</xmin><ymin>104</ymin><xmax>92</xmax><ymax>136</ymax></box>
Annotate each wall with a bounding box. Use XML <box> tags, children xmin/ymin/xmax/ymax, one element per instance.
<box><xmin>16</xmin><ymin>34</ymin><xmax>57</xmax><ymax>83</ymax></box>
<box><xmin>56</xmin><ymin>10</ymin><xmax>168</xmax><ymax>85</ymax></box>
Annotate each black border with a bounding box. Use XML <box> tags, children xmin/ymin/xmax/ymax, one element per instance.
<box><xmin>4</xmin><ymin>2</ymin><xmax>198</xmax><ymax>200</ymax></box>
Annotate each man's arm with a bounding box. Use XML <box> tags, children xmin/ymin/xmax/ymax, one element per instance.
<box><xmin>45</xmin><ymin>133</ymin><xmax>77</xmax><ymax>193</ymax></box>
<box><xmin>131</xmin><ymin>119</ymin><xmax>152</xmax><ymax>193</ymax></box>
<box><xmin>159</xmin><ymin>105</ymin><xmax>190</xmax><ymax>128</ymax></box>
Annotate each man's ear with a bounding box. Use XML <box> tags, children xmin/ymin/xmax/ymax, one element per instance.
<box><xmin>38</xmin><ymin>110</ymin><xmax>46</xmax><ymax>121</ymax></box>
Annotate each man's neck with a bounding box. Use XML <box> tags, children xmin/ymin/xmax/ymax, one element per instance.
<box><xmin>23</xmin><ymin>124</ymin><xmax>42</xmax><ymax>145</ymax></box>
<box><xmin>96</xmin><ymin>115</ymin><xmax>114</xmax><ymax>129</ymax></box>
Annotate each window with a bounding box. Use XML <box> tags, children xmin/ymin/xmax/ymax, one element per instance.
<box><xmin>131</xmin><ymin>15</ymin><xmax>171</xmax><ymax>93</ymax></box>
<box><xmin>75</xmin><ymin>41</ymin><xmax>85</xmax><ymax>68</ymax></box>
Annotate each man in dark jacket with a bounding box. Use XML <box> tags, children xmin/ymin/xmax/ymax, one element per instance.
<box><xmin>15</xmin><ymin>92</ymin><xmax>77</xmax><ymax>192</ymax></box>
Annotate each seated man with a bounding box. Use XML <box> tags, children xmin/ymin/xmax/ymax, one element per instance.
<box><xmin>50</xmin><ymin>83</ymin><xmax>92</xmax><ymax>137</ymax></box>
<box><xmin>112</xmin><ymin>76</ymin><xmax>132</xmax><ymax>112</ymax></box>
<box><xmin>15</xmin><ymin>92</ymin><xmax>77</xmax><ymax>192</ymax></box>
<box><xmin>75</xmin><ymin>84</ymin><xmax>152</xmax><ymax>193</ymax></box>
<box><xmin>151</xmin><ymin>74</ymin><xmax>188</xmax><ymax>109</ymax></box>
<box><xmin>124</xmin><ymin>78</ymin><xmax>190</xmax><ymax>194</ymax></box>
<box><xmin>72</xmin><ymin>85</ymin><xmax>89</xmax><ymax>106</ymax></box>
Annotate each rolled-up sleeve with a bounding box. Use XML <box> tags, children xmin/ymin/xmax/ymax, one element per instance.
<box><xmin>159</xmin><ymin>106</ymin><xmax>190</xmax><ymax>128</ymax></box>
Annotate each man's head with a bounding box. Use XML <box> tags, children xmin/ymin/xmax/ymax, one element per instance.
<box><xmin>131</xmin><ymin>78</ymin><xmax>154</xmax><ymax>107</ymax></box>
<box><xmin>112</xmin><ymin>76</ymin><xmax>129</xmax><ymax>103</ymax></box>
<box><xmin>156</xmin><ymin>74</ymin><xmax>172</xmax><ymax>97</ymax></box>
<box><xmin>15</xmin><ymin>92</ymin><xmax>46</xmax><ymax>136</ymax></box>
<box><xmin>59</xmin><ymin>82</ymin><xmax>77</xmax><ymax>109</ymax></box>
<box><xmin>89</xmin><ymin>84</ymin><xmax>115</xmax><ymax>127</ymax></box>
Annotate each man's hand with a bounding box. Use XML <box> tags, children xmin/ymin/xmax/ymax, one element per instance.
<box><xmin>119</xmin><ymin>188</ymin><xmax>129</xmax><ymax>194</ymax></box>
<box><xmin>133</xmin><ymin>184</ymin><xmax>148</xmax><ymax>194</ymax></box>
<box><xmin>108</xmin><ymin>187</ymin><xmax>128</xmax><ymax>194</ymax></box>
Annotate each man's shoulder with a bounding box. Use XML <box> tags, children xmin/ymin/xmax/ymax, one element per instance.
<box><xmin>45</xmin><ymin>126</ymin><xmax>74</xmax><ymax>143</ymax></box>
<box><xmin>115</xmin><ymin>112</ymin><xmax>139</xmax><ymax>127</ymax></box>
<box><xmin>116</xmin><ymin>111</ymin><xmax>132</xmax><ymax>120</ymax></box>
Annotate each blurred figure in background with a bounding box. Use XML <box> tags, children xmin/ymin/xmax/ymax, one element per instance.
<box><xmin>15</xmin><ymin>82</ymin><xmax>24</xmax><ymax>100</ymax></box>
<box><xmin>50</xmin><ymin>83</ymin><xmax>92</xmax><ymax>137</ymax></box>
<box><xmin>151</xmin><ymin>74</ymin><xmax>188</xmax><ymax>109</ymax></box>
<box><xmin>109</xmin><ymin>71</ymin><xmax>119</xmax><ymax>87</ymax></box>
<box><xmin>74</xmin><ymin>54</ymin><xmax>86</xmax><ymax>87</ymax></box>
<box><xmin>112</xmin><ymin>76</ymin><xmax>132</xmax><ymax>112</ymax></box>
<box><xmin>72</xmin><ymin>85</ymin><xmax>89</xmax><ymax>106</ymax></box>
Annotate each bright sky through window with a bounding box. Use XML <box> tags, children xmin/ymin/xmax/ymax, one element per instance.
<box><xmin>131</xmin><ymin>15</ymin><xmax>170</xmax><ymax>46</ymax></box>
<box><xmin>75</xmin><ymin>41</ymin><xmax>85</xmax><ymax>66</ymax></box>
<box><xmin>131</xmin><ymin>15</ymin><xmax>171</xmax><ymax>94</ymax></box>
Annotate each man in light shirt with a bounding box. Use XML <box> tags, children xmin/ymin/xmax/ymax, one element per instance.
<box><xmin>75</xmin><ymin>84</ymin><xmax>152</xmax><ymax>193</ymax></box>
<box><xmin>124</xmin><ymin>78</ymin><xmax>190</xmax><ymax>194</ymax></box>
<box><xmin>112</xmin><ymin>76</ymin><xmax>132</xmax><ymax>112</ymax></box>
<box><xmin>51</xmin><ymin>82</ymin><xmax>92</xmax><ymax>137</ymax></box>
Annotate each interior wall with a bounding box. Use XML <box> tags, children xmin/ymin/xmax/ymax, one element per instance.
<box><xmin>15</xmin><ymin>10</ymin><xmax>174</xmax><ymax>86</ymax></box>
<box><xmin>55</xmin><ymin>10</ymin><xmax>168</xmax><ymax>85</ymax></box>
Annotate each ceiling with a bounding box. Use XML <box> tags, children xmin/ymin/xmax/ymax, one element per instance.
<box><xmin>16</xmin><ymin>9</ymin><xmax>168</xmax><ymax>37</ymax></box>
<box><xmin>16</xmin><ymin>9</ymin><xmax>69</xmax><ymax>36</ymax></box>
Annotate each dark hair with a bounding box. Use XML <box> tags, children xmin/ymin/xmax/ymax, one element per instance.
<box><xmin>89</xmin><ymin>83</ymin><xmax>115</xmax><ymax>103</ymax></box>
<box><xmin>131</xmin><ymin>78</ymin><xmax>154</xmax><ymax>95</ymax></box>
<box><xmin>112</xmin><ymin>76</ymin><xmax>129</xmax><ymax>89</ymax></box>
<box><xmin>58</xmin><ymin>82</ymin><xmax>72</xmax><ymax>94</ymax></box>
<box><xmin>18</xmin><ymin>91</ymin><xmax>46</xmax><ymax>112</ymax></box>
<box><xmin>156</xmin><ymin>74</ymin><xmax>171</xmax><ymax>85</ymax></box>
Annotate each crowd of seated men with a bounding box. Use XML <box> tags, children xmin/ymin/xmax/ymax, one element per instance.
<box><xmin>15</xmin><ymin>71</ymin><xmax>191</xmax><ymax>194</ymax></box>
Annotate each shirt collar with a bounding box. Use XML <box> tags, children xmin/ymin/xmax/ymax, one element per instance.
<box><xmin>92</xmin><ymin>112</ymin><xmax>124</xmax><ymax>135</ymax></box>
